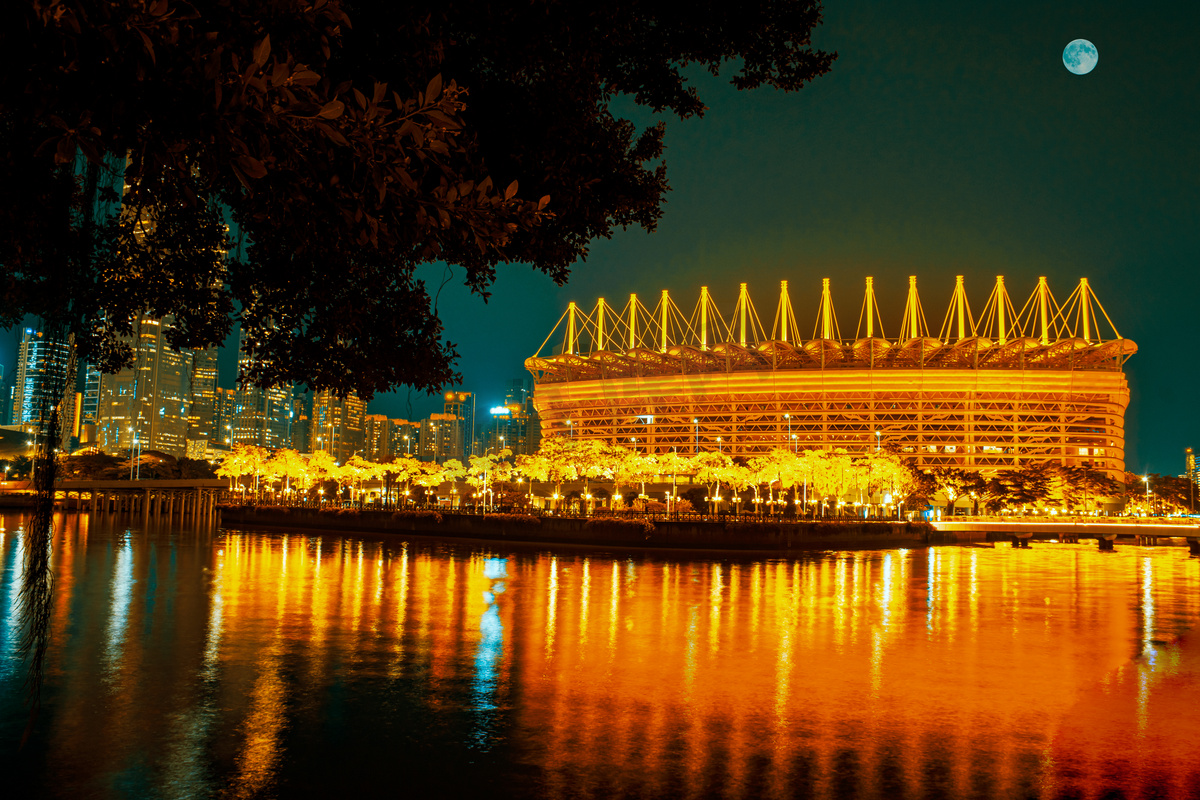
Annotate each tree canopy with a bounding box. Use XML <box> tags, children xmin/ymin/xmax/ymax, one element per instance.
<box><xmin>1</xmin><ymin>0</ymin><xmax>835</xmax><ymax>399</ymax></box>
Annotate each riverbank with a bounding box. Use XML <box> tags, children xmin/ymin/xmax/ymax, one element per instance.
<box><xmin>217</xmin><ymin>504</ymin><xmax>945</xmax><ymax>551</ymax></box>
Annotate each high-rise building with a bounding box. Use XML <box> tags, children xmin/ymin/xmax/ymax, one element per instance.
<box><xmin>418</xmin><ymin>413</ymin><xmax>465</xmax><ymax>463</ymax></box>
<box><xmin>483</xmin><ymin>378</ymin><xmax>541</xmax><ymax>456</ymax></box>
<box><xmin>1187</xmin><ymin>448</ymin><xmax>1196</xmax><ymax>485</ymax></box>
<box><xmin>11</xmin><ymin>328</ymin><xmax>72</xmax><ymax>437</ymax></box>
<box><xmin>186</xmin><ymin>347</ymin><xmax>219</xmax><ymax>452</ymax></box>
<box><xmin>363</xmin><ymin>414</ymin><xmax>390</xmax><ymax>462</ymax></box>
<box><xmin>290</xmin><ymin>390</ymin><xmax>310</xmax><ymax>451</ymax></box>
<box><xmin>231</xmin><ymin>331</ymin><xmax>294</xmax><ymax>450</ymax></box>
<box><xmin>310</xmin><ymin>390</ymin><xmax>366</xmax><ymax>462</ymax></box>
<box><xmin>432</xmin><ymin>391</ymin><xmax>473</xmax><ymax>461</ymax></box>
<box><xmin>212</xmin><ymin>386</ymin><xmax>237</xmax><ymax>448</ymax></box>
<box><xmin>80</xmin><ymin>363</ymin><xmax>102</xmax><ymax>445</ymax></box>
<box><xmin>389</xmin><ymin>419</ymin><xmax>418</xmax><ymax>459</ymax></box>
<box><xmin>362</xmin><ymin>415</ymin><xmax>418</xmax><ymax>462</ymax></box>
<box><xmin>95</xmin><ymin>316</ymin><xmax>193</xmax><ymax>458</ymax></box>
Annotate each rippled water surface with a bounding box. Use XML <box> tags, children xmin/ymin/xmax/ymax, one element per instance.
<box><xmin>2</xmin><ymin>513</ymin><xmax>1200</xmax><ymax>799</ymax></box>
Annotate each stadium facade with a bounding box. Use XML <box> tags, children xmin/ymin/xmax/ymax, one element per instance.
<box><xmin>526</xmin><ymin>276</ymin><xmax>1135</xmax><ymax>478</ymax></box>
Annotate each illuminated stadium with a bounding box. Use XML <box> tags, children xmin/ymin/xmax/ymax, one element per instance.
<box><xmin>525</xmin><ymin>276</ymin><xmax>1136</xmax><ymax>478</ymax></box>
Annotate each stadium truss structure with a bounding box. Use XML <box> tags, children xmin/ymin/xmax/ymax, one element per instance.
<box><xmin>525</xmin><ymin>275</ymin><xmax>1136</xmax><ymax>477</ymax></box>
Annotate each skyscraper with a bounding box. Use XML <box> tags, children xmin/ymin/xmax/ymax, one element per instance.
<box><xmin>95</xmin><ymin>316</ymin><xmax>192</xmax><ymax>457</ymax></box>
<box><xmin>213</xmin><ymin>387</ymin><xmax>237</xmax><ymax>449</ymax></box>
<box><xmin>11</xmin><ymin>327</ymin><xmax>72</xmax><ymax>437</ymax></box>
<box><xmin>80</xmin><ymin>363</ymin><xmax>102</xmax><ymax>445</ymax></box>
<box><xmin>417</xmin><ymin>413</ymin><xmax>465</xmax><ymax>463</ymax></box>
<box><xmin>186</xmin><ymin>347</ymin><xmax>219</xmax><ymax>454</ymax></box>
<box><xmin>310</xmin><ymin>390</ymin><xmax>366</xmax><ymax>462</ymax></box>
<box><xmin>232</xmin><ymin>331</ymin><xmax>293</xmax><ymax>450</ymax></box>
<box><xmin>486</xmin><ymin>378</ymin><xmax>540</xmax><ymax>456</ymax></box>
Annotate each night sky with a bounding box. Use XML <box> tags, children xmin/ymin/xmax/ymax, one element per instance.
<box><xmin>396</xmin><ymin>0</ymin><xmax>1199</xmax><ymax>476</ymax></box>
<box><xmin>3</xmin><ymin>1</ymin><xmax>1196</xmax><ymax>474</ymax></box>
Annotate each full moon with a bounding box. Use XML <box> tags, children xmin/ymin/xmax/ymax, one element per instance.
<box><xmin>1063</xmin><ymin>39</ymin><xmax>1098</xmax><ymax>75</ymax></box>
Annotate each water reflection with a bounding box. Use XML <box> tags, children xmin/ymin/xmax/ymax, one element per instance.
<box><xmin>0</xmin><ymin>517</ymin><xmax>1199</xmax><ymax>798</ymax></box>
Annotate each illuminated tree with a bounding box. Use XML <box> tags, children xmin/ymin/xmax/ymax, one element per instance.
<box><xmin>656</xmin><ymin>450</ymin><xmax>695</xmax><ymax>513</ymax></box>
<box><xmin>930</xmin><ymin>466</ymin><xmax>975</xmax><ymax>515</ymax></box>
<box><xmin>267</xmin><ymin>448</ymin><xmax>307</xmax><ymax>503</ymax></box>
<box><xmin>609</xmin><ymin>445</ymin><xmax>654</xmax><ymax>507</ymax></box>
<box><xmin>216</xmin><ymin>444</ymin><xmax>269</xmax><ymax>498</ymax></box>
<box><xmin>467</xmin><ymin>450</ymin><xmax>512</xmax><ymax>509</ymax></box>
<box><xmin>519</xmin><ymin>437</ymin><xmax>578</xmax><ymax>507</ymax></box>
<box><xmin>383</xmin><ymin>455</ymin><xmax>425</xmax><ymax>506</ymax></box>
<box><xmin>693</xmin><ymin>451</ymin><xmax>735</xmax><ymax>508</ymax></box>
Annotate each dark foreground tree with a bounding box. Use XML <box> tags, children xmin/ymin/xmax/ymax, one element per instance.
<box><xmin>2</xmin><ymin>0</ymin><xmax>835</xmax><ymax>397</ymax></box>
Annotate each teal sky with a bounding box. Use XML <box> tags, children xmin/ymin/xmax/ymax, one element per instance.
<box><xmin>377</xmin><ymin>0</ymin><xmax>1199</xmax><ymax>475</ymax></box>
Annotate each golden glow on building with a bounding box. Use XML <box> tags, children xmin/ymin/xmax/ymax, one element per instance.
<box><xmin>528</xmin><ymin>276</ymin><xmax>1136</xmax><ymax>477</ymax></box>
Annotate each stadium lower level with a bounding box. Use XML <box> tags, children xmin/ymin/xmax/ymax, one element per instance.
<box><xmin>531</xmin><ymin>367</ymin><xmax>1129</xmax><ymax>476</ymax></box>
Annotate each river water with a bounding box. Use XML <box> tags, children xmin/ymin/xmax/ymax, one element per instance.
<box><xmin>2</xmin><ymin>512</ymin><xmax>1199</xmax><ymax>799</ymax></box>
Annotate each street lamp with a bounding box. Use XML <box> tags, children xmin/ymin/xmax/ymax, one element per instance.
<box><xmin>567</xmin><ymin>419</ymin><xmax>573</xmax><ymax>437</ymax></box>
<box><xmin>630</xmin><ymin>436</ymin><xmax>637</xmax><ymax>452</ymax></box>
<box><xmin>716</xmin><ymin>436</ymin><xmax>722</xmax><ymax>454</ymax></box>
<box><xmin>875</xmin><ymin>430</ymin><xmax>881</xmax><ymax>452</ymax></box>
<box><xmin>1144</xmin><ymin>474</ymin><xmax>1150</xmax><ymax>515</ymax></box>
<box><xmin>692</xmin><ymin>418</ymin><xmax>698</xmax><ymax>454</ymax></box>
<box><xmin>785</xmin><ymin>413</ymin><xmax>790</xmax><ymax>449</ymax></box>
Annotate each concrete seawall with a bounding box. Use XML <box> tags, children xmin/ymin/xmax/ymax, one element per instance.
<box><xmin>218</xmin><ymin>506</ymin><xmax>939</xmax><ymax>552</ymax></box>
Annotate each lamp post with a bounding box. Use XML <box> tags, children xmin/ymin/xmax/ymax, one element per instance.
<box><xmin>692</xmin><ymin>418</ymin><xmax>698</xmax><ymax>454</ymax></box>
<box><xmin>875</xmin><ymin>430</ymin><xmax>881</xmax><ymax>452</ymax></box>
<box><xmin>716</xmin><ymin>436</ymin><xmax>722</xmax><ymax>454</ymax></box>
<box><xmin>567</xmin><ymin>419</ymin><xmax>573</xmax><ymax>438</ymax></box>
<box><xmin>1144</xmin><ymin>474</ymin><xmax>1150</xmax><ymax>515</ymax></box>
<box><xmin>785</xmin><ymin>413</ymin><xmax>790</xmax><ymax>450</ymax></box>
<box><xmin>404</xmin><ymin>434</ymin><xmax>410</xmax><ymax>455</ymax></box>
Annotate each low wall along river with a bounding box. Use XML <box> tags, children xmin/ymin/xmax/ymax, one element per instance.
<box><xmin>218</xmin><ymin>505</ymin><xmax>954</xmax><ymax>551</ymax></box>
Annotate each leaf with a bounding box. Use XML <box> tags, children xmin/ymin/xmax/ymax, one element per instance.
<box><xmin>236</xmin><ymin>155</ymin><xmax>267</xmax><ymax>179</ymax></box>
<box><xmin>373</xmin><ymin>82</ymin><xmax>387</xmax><ymax>105</ymax></box>
<box><xmin>313</xmin><ymin>121</ymin><xmax>349</xmax><ymax>146</ymax></box>
<box><xmin>137</xmin><ymin>30</ymin><xmax>156</xmax><ymax>65</ymax></box>
<box><xmin>425</xmin><ymin>109</ymin><xmax>459</xmax><ymax>128</ymax></box>
<box><xmin>252</xmin><ymin>35</ymin><xmax>271</xmax><ymax>68</ymax></box>
<box><xmin>425</xmin><ymin>74</ymin><xmax>442</xmax><ymax>103</ymax></box>
<box><xmin>317</xmin><ymin>100</ymin><xmax>344</xmax><ymax>119</ymax></box>
<box><xmin>291</xmin><ymin>70</ymin><xmax>320</xmax><ymax>86</ymax></box>
<box><xmin>538</xmin><ymin>195</ymin><xmax>551</xmax><ymax>209</ymax></box>
<box><xmin>353</xmin><ymin>88</ymin><xmax>367</xmax><ymax>109</ymax></box>
<box><xmin>504</xmin><ymin>180</ymin><xmax>519</xmax><ymax>200</ymax></box>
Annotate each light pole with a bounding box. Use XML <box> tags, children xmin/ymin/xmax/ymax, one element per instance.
<box><xmin>404</xmin><ymin>434</ymin><xmax>410</xmax><ymax>455</ymax></box>
<box><xmin>1144</xmin><ymin>474</ymin><xmax>1150</xmax><ymax>515</ymax></box>
<box><xmin>717</xmin><ymin>436</ymin><xmax>722</xmax><ymax>454</ymax></box>
<box><xmin>567</xmin><ymin>419</ymin><xmax>573</xmax><ymax>438</ymax></box>
<box><xmin>875</xmin><ymin>430</ymin><xmax>881</xmax><ymax>452</ymax></box>
<box><xmin>692</xmin><ymin>418</ymin><xmax>698</xmax><ymax>454</ymax></box>
<box><xmin>785</xmin><ymin>413</ymin><xmax>790</xmax><ymax>450</ymax></box>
